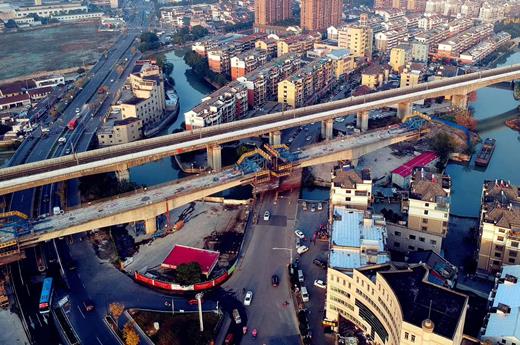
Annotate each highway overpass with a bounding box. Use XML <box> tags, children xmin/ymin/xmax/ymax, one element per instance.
<box><xmin>10</xmin><ymin>127</ymin><xmax>420</xmax><ymax>247</ymax></box>
<box><xmin>0</xmin><ymin>64</ymin><xmax>518</xmax><ymax>195</ymax></box>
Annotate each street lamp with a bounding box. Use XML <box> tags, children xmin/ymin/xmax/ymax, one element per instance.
<box><xmin>195</xmin><ymin>292</ymin><xmax>204</xmax><ymax>332</ymax></box>
<box><xmin>272</xmin><ymin>247</ymin><xmax>293</xmax><ymax>264</ymax></box>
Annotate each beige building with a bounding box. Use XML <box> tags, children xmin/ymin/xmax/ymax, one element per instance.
<box><xmin>254</xmin><ymin>0</ymin><xmax>292</xmax><ymax>26</ymax></box>
<box><xmin>300</xmin><ymin>0</ymin><xmax>342</xmax><ymax>31</ymax></box>
<box><xmin>400</xmin><ymin>64</ymin><xmax>424</xmax><ymax>88</ymax></box>
<box><xmin>338</xmin><ymin>25</ymin><xmax>373</xmax><ymax>59</ymax></box>
<box><xmin>477</xmin><ymin>180</ymin><xmax>520</xmax><ymax>275</ymax></box>
<box><xmin>389</xmin><ymin>47</ymin><xmax>407</xmax><ymax>72</ymax></box>
<box><xmin>330</xmin><ymin>167</ymin><xmax>372</xmax><ymax>210</ymax></box>
<box><xmin>97</xmin><ymin>117</ymin><xmax>143</xmax><ymax>146</ymax></box>
<box><xmin>361</xmin><ymin>63</ymin><xmax>389</xmax><ymax>89</ymax></box>
<box><xmin>118</xmin><ymin>60</ymin><xmax>166</xmax><ymax>130</ymax></box>
<box><xmin>325</xmin><ymin>263</ymin><xmax>468</xmax><ymax>345</ymax></box>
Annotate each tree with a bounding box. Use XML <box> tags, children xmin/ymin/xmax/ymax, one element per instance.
<box><xmin>430</xmin><ymin>132</ymin><xmax>455</xmax><ymax>164</ymax></box>
<box><xmin>175</xmin><ymin>262</ymin><xmax>202</xmax><ymax>285</ymax></box>
<box><xmin>191</xmin><ymin>25</ymin><xmax>208</xmax><ymax>39</ymax></box>
<box><xmin>455</xmin><ymin>113</ymin><xmax>477</xmax><ymax>131</ymax></box>
<box><xmin>123</xmin><ymin>322</ymin><xmax>140</xmax><ymax>345</ymax></box>
<box><xmin>109</xmin><ymin>302</ymin><xmax>125</xmax><ymax>322</ymax></box>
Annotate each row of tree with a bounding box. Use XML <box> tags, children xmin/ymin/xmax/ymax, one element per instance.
<box><xmin>183</xmin><ymin>50</ymin><xmax>228</xmax><ymax>86</ymax></box>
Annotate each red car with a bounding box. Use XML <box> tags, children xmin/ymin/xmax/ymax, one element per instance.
<box><xmin>224</xmin><ymin>333</ymin><xmax>234</xmax><ymax>344</ymax></box>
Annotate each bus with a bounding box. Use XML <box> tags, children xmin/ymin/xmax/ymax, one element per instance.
<box><xmin>39</xmin><ymin>277</ymin><xmax>54</xmax><ymax>314</ymax></box>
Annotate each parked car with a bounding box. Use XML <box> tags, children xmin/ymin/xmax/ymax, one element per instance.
<box><xmin>271</xmin><ymin>274</ymin><xmax>279</xmax><ymax>287</ymax></box>
<box><xmin>263</xmin><ymin>211</ymin><xmax>270</xmax><ymax>221</ymax></box>
<box><xmin>297</xmin><ymin>245</ymin><xmax>309</xmax><ymax>255</ymax></box>
<box><xmin>310</xmin><ymin>205</ymin><xmax>316</xmax><ymax>212</ymax></box>
<box><xmin>232</xmin><ymin>309</ymin><xmax>241</xmax><ymax>324</ymax></box>
<box><xmin>302</xmin><ymin>201</ymin><xmax>307</xmax><ymax>210</ymax></box>
<box><xmin>313</xmin><ymin>258</ymin><xmax>326</xmax><ymax>269</ymax></box>
<box><xmin>224</xmin><ymin>333</ymin><xmax>234</xmax><ymax>345</ymax></box>
<box><xmin>294</xmin><ymin>229</ymin><xmax>305</xmax><ymax>239</ymax></box>
<box><xmin>314</xmin><ymin>279</ymin><xmax>326</xmax><ymax>289</ymax></box>
<box><xmin>244</xmin><ymin>291</ymin><xmax>253</xmax><ymax>306</ymax></box>
<box><xmin>317</xmin><ymin>202</ymin><xmax>323</xmax><ymax>211</ymax></box>
<box><xmin>83</xmin><ymin>299</ymin><xmax>95</xmax><ymax>312</ymax></box>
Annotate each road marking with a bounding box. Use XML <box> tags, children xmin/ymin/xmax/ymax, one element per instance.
<box><xmin>77</xmin><ymin>305</ymin><xmax>85</xmax><ymax>319</ymax></box>
<box><xmin>35</xmin><ymin>313</ymin><xmax>43</xmax><ymax>327</ymax></box>
<box><xmin>28</xmin><ymin>315</ymin><xmax>35</xmax><ymax>329</ymax></box>
<box><xmin>96</xmin><ymin>336</ymin><xmax>103</xmax><ymax>345</ymax></box>
<box><xmin>25</xmin><ymin>284</ymin><xmax>30</xmax><ymax>296</ymax></box>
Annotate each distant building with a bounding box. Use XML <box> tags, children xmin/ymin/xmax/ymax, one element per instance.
<box><xmin>254</xmin><ymin>0</ymin><xmax>292</xmax><ymax>26</ymax></box>
<box><xmin>411</xmin><ymin>40</ymin><xmax>429</xmax><ymax>62</ymax></box>
<box><xmin>277</xmin><ymin>33</ymin><xmax>320</xmax><ymax>57</ymax></box>
<box><xmin>326</xmin><ymin>49</ymin><xmax>356</xmax><ymax>80</ymax></box>
<box><xmin>481</xmin><ymin>265</ymin><xmax>520</xmax><ymax>344</ymax></box>
<box><xmin>330</xmin><ymin>166</ymin><xmax>372</xmax><ymax>210</ymax></box>
<box><xmin>110</xmin><ymin>0</ymin><xmax>119</xmax><ymax>9</ymax></box>
<box><xmin>230</xmin><ymin>49</ymin><xmax>268</xmax><ymax>81</ymax></box>
<box><xmin>400</xmin><ymin>63</ymin><xmax>426</xmax><ymax>88</ymax></box>
<box><xmin>14</xmin><ymin>3</ymin><xmax>87</xmax><ymax>18</ymax></box>
<box><xmin>97</xmin><ymin>117</ymin><xmax>143</xmax><ymax>146</ymax></box>
<box><xmin>389</xmin><ymin>46</ymin><xmax>408</xmax><ymax>72</ymax></box>
<box><xmin>338</xmin><ymin>22</ymin><xmax>373</xmax><ymax>59</ymax></box>
<box><xmin>477</xmin><ymin>180</ymin><xmax>520</xmax><ymax>275</ymax></box>
<box><xmin>361</xmin><ymin>63</ymin><xmax>389</xmax><ymax>89</ymax></box>
<box><xmin>300</xmin><ymin>0</ymin><xmax>342</xmax><ymax>32</ymax></box>
<box><xmin>391</xmin><ymin>151</ymin><xmax>438</xmax><ymax>189</ymax></box>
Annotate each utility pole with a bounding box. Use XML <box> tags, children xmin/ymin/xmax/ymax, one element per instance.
<box><xmin>195</xmin><ymin>292</ymin><xmax>204</xmax><ymax>332</ymax></box>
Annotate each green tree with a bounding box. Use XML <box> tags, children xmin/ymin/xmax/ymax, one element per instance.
<box><xmin>175</xmin><ymin>262</ymin><xmax>202</xmax><ymax>285</ymax></box>
<box><xmin>191</xmin><ymin>25</ymin><xmax>208</xmax><ymax>39</ymax></box>
<box><xmin>430</xmin><ymin>132</ymin><xmax>455</xmax><ymax>164</ymax></box>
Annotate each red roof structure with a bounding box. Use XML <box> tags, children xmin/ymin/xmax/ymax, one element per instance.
<box><xmin>161</xmin><ymin>245</ymin><xmax>220</xmax><ymax>277</ymax></box>
<box><xmin>392</xmin><ymin>151</ymin><xmax>438</xmax><ymax>178</ymax></box>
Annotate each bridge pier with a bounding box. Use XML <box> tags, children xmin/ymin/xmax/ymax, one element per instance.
<box><xmin>207</xmin><ymin>145</ymin><xmax>222</xmax><ymax>172</ymax></box>
<box><xmin>115</xmin><ymin>168</ymin><xmax>130</xmax><ymax>182</ymax></box>
<box><xmin>356</xmin><ymin>111</ymin><xmax>369</xmax><ymax>132</ymax></box>
<box><xmin>269</xmin><ymin>131</ymin><xmax>281</xmax><ymax>145</ymax></box>
<box><xmin>451</xmin><ymin>94</ymin><xmax>468</xmax><ymax>109</ymax></box>
<box><xmin>397</xmin><ymin>102</ymin><xmax>412</xmax><ymax>119</ymax></box>
<box><xmin>321</xmin><ymin>119</ymin><xmax>334</xmax><ymax>140</ymax></box>
<box><xmin>144</xmin><ymin>217</ymin><xmax>157</xmax><ymax>235</ymax></box>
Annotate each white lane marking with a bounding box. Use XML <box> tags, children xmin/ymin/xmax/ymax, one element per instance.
<box><xmin>96</xmin><ymin>336</ymin><xmax>103</xmax><ymax>345</ymax></box>
<box><xmin>35</xmin><ymin>313</ymin><xmax>43</xmax><ymax>327</ymax></box>
<box><xmin>77</xmin><ymin>305</ymin><xmax>85</xmax><ymax>319</ymax></box>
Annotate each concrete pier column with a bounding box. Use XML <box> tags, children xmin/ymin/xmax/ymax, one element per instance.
<box><xmin>356</xmin><ymin>111</ymin><xmax>369</xmax><ymax>132</ymax></box>
<box><xmin>115</xmin><ymin>168</ymin><xmax>130</xmax><ymax>182</ymax></box>
<box><xmin>320</xmin><ymin>119</ymin><xmax>334</xmax><ymax>140</ymax></box>
<box><xmin>397</xmin><ymin>102</ymin><xmax>412</xmax><ymax>119</ymax></box>
<box><xmin>207</xmin><ymin>145</ymin><xmax>222</xmax><ymax>172</ymax></box>
<box><xmin>269</xmin><ymin>131</ymin><xmax>281</xmax><ymax>146</ymax></box>
<box><xmin>144</xmin><ymin>217</ymin><xmax>157</xmax><ymax>235</ymax></box>
<box><xmin>451</xmin><ymin>94</ymin><xmax>468</xmax><ymax>109</ymax></box>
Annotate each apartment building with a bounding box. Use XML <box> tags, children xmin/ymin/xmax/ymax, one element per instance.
<box><xmin>277</xmin><ymin>57</ymin><xmax>334</xmax><ymax>108</ymax></box>
<box><xmin>14</xmin><ymin>2</ymin><xmax>87</xmax><ymax>18</ymax></box>
<box><xmin>361</xmin><ymin>63</ymin><xmax>390</xmax><ymax>89</ymax></box>
<box><xmin>436</xmin><ymin>24</ymin><xmax>494</xmax><ymax>59</ymax></box>
<box><xmin>389</xmin><ymin>46</ymin><xmax>408</xmax><ymax>72</ymax></box>
<box><xmin>481</xmin><ymin>265</ymin><xmax>520</xmax><ymax>344</ymax></box>
<box><xmin>255</xmin><ymin>37</ymin><xmax>279</xmax><ymax>60</ymax></box>
<box><xmin>411</xmin><ymin>40</ymin><xmax>429</xmax><ymax>62</ymax></box>
<box><xmin>230</xmin><ymin>49</ymin><xmax>268</xmax><ymax>80</ymax></box>
<box><xmin>330</xmin><ymin>167</ymin><xmax>372</xmax><ymax>210</ymax></box>
<box><xmin>184</xmin><ymin>81</ymin><xmax>248</xmax><ymax>129</ymax></box>
<box><xmin>338</xmin><ymin>24</ymin><xmax>374</xmax><ymax>58</ymax></box>
<box><xmin>477</xmin><ymin>180</ymin><xmax>520</xmax><ymax>275</ymax></box>
<box><xmin>118</xmin><ymin>60</ymin><xmax>166</xmax><ymax>128</ymax></box>
<box><xmin>374</xmin><ymin>29</ymin><xmax>408</xmax><ymax>52</ymax></box>
<box><xmin>417</xmin><ymin>15</ymin><xmax>446</xmax><ymax>30</ymax></box>
<box><xmin>459</xmin><ymin>32</ymin><xmax>511</xmax><ymax>64</ymax></box>
<box><xmin>254</xmin><ymin>0</ymin><xmax>292</xmax><ymax>26</ymax></box>
<box><xmin>97</xmin><ymin>117</ymin><xmax>143</xmax><ymax>146</ymax></box>
<box><xmin>325</xmin><ymin>263</ymin><xmax>468</xmax><ymax>345</ymax></box>
<box><xmin>326</xmin><ymin>49</ymin><xmax>356</xmax><ymax>80</ymax></box>
<box><xmin>300</xmin><ymin>0</ymin><xmax>342</xmax><ymax>31</ymax></box>
<box><xmin>277</xmin><ymin>33</ymin><xmax>321</xmax><ymax>57</ymax></box>
<box><xmin>400</xmin><ymin>63</ymin><xmax>426</xmax><ymax>88</ymax></box>
<box><xmin>192</xmin><ymin>33</ymin><xmax>245</xmax><ymax>57</ymax></box>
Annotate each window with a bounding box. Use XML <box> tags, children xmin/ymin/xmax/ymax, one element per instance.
<box><xmin>422</xmin><ymin>218</ymin><xmax>428</xmax><ymax>224</ymax></box>
<box><xmin>346</xmin><ymin>197</ymin><xmax>351</xmax><ymax>201</ymax></box>
<box><xmin>421</xmin><ymin>226</ymin><xmax>427</xmax><ymax>231</ymax></box>
<box><xmin>498</xmin><ymin>236</ymin><xmax>505</xmax><ymax>242</ymax></box>
<box><xmin>495</xmin><ymin>252</ymin><xmax>502</xmax><ymax>258</ymax></box>
<box><xmin>499</xmin><ymin>228</ymin><xmax>506</xmax><ymax>233</ymax></box>
<box><xmin>419</xmin><ymin>237</ymin><xmax>425</xmax><ymax>242</ymax></box>
<box><xmin>510</xmin><ymin>251</ymin><xmax>517</xmax><ymax>258</ymax></box>
<box><xmin>408</xmin><ymin>245</ymin><xmax>415</xmax><ymax>250</ymax></box>
<box><xmin>424</xmin><ymin>210</ymin><xmax>429</xmax><ymax>215</ymax></box>
<box><xmin>509</xmin><ymin>258</ymin><xmax>516</xmax><ymax>264</ymax></box>
<box><xmin>430</xmin><ymin>239</ymin><xmax>437</xmax><ymax>245</ymax></box>
<box><xmin>411</xmin><ymin>335</ymin><xmax>416</xmax><ymax>342</ymax></box>
<box><xmin>404</xmin><ymin>332</ymin><xmax>409</xmax><ymax>340</ymax></box>
<box><xmin>394</xmin><ymin>231</ymin><xmax>401</xmax><ymax>236</ymax></box>
<box><xmin>512</xmin><ymin>241</ymin><xmax>519</xmax><ymax>248</ymax></box>
<box><xmin>394</xmin><ymin>242</ymin><xmax>400</xmax><ymax>247</ymax></box>
<box><xmin>425</xmin><ymin>203</ymin><xmax>429</xmax><ymax>207</ymax></box>
<box><xmin>442</xmin><ymin>221</ymin><xmax>447</xmax><ymax>227</ymax></box>
<box><xmin>409</xmin><ymin>235</ymin><xmax>416</xmax><ymax>240</ymax></box>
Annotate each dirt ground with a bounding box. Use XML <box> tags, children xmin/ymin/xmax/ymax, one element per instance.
<box><xmin>0</xmin><ymin>22</ymin><xmax>117</xmax><ymax>80</ymax></box>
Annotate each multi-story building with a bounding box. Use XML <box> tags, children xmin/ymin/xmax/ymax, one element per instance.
<box><xmin>14</xmin><ymin>2</ymin><xmax>87</xmax><ymax>18</ymax></box>
<box><xmin>300</xmin><ymin>0</ymin><xmax>342</xmax><ymax>32</ymax></box>
<box><xmin>361</xmin><ymin>63</ymin><xmax>389</xmax><ymax>89</ymax></box>
<box><xmin>374</xmin><ymin>29</ymin><xmax>408</xmax><ymax>52</ymax></box>
<box><xmin>117</xmin><ymin>60</ymin><xmax>166</xmax><ymax>129</ymax></box>
<box><xmin>230</xmin><ymin>49</ymin><xmax>268</xmax><ymax>80</ymax></box>
<box><xmin>97</xmin><ymin>117</ymin><xmax>143</xmax><ymax>146</ymax></box>
<box><xmin>184</xmin><ymin>81</ymin><xmax>248</xmax><ymax>129</ymax></box>
<box><xmin>436</xmin><ymin>24</ymin><xmax>494</xmax><ymax>59</ymax></box>
<box><xmin>410</xmin><ymin>40</ymin><xmax>429</xmax><ymax>62</ymax></box>
<box><xmin>277</xmin><ymin>33</ymin><xmax>321</xmax><ymax>57</ymax></box>
<box><xmin>481</xmin><ymin>265</ymin><xmax>520</xmax><ymax>344</ymax></box>
<box><xmin>255</xmin><ymin>37</ymin><xmax>279</xmax><ymax>60</ymax></box>
<box><xmin>326</xmin><ymin>49</ymin><xmax>356</xmax><ymax>80</ymax></box>
<box><xmin>477</xmin><ymin>180</ymin><xmax>520</xmax><ymax>275</ymax></box>
<box><xmin>338</xmin><ymin>22</ymin><xmax>373</xmax><ymax>59</ymax></box>
<box><xmin>192</xmin><ymin>33</ymin><xmax>245</xmax><ymax>57</ymax></box>
<box><xmin>254</xmin><ymin>0</ymin><xmax>292</xmax><ymax>26</ymax></box>
<box><xmin>417</xmin><ymin>15</ymin><xmax>446</xmax><ymax>30</ymax></box>
<box><xmin>325</xmin><ymin>263</ymin><xmax>468</xmax><ymax>345</ymax></box>
<box><xmin>389</xmin><ymin>46</ymin><xmax>408</xmax><ymax>72</ymax></box>
<box><xmin>400</xmin><ymin>63</ymin><xmax>426</xmax><ymax>88</ymax></box>
<box><xmin>277</xmin><ymin>57</ymin><xmax>334</xmax><ymax>108</ymax></box>
<box><xmin>330</xmin><ymin>166</ymin><xmax>372</xmax><ymax>210</ymax></box>
<box><xmin>459</xmin><ymin>32</ymin><xmax>511</xmax><ymax>65</ymax></box>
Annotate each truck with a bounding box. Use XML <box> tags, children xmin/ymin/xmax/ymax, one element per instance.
<box><xmin>67</xmin><ymin>119</ymin><xmax>78</xmax><ymax>130</ymax></box>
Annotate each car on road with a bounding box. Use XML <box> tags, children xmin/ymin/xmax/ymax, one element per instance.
<box><xmin>297</xmin><ymin>245</ymin><xmax>309</xmax><ymax>255</ymax></box>
<box><xmin>83</xmin><ymin>299</ymin><xmax>95</xmax><ymax>312</ymax></box>
<box><xmin>75</xmin><ymin>108</ymin><xmax>80</xmax><ymax>113</ymax></box>
<box><xmin>302</xmin><ymin>201</ymin><xmax>307</xmax><ymax>210</ymax></box>
<box><xmin>288</xmin><ymin>137</ymin><xmax>294</xmax><ymax>143</ymax></box>
<box><xmin>314</xmin><ymin>279</ymin><xmax>326</xmax><ymax>289</ymax></box>
<box><xmin>271</xmin><ymin>274</ymin><xmax>279</xmax><ymax>287</ymax></box>
<box><xmin>244</xmin><ymin>291</ymin><xmax>253</xmax><ymax>306</ymax></box>
<box><xmin>224</xmin><ymin>333</ymin><xmax>234</xmax><ymax>345</ymax></box>
<box><xmin>58</xmin><ymin>137</ymin><xmax>67</xmax><ymax>144</ymax></box>
<box><xmin>335</xmin><ymin>117</ymin><xmax>345</xmax><ymax>123</ymax></box>
<box><xmin>232</xmin><ymin>309</ymin><xmax>241</xmax><ymax>324</ymax></box>
<box><xmin>65</xmin><ymin>148</ymin><xmax>71</xmax><ymax>155</ymax></box>
<box><xmin>317</xmin><ymin>202</ymin><xmax>323</xmax><ymax>211</ymax></box>
<box><xmin>110</xmin><ymin>79</ymin><xmax>114</xmax><ymax>82</ymax></box>
<box><xmin>306</xmin><ymin>135</ymin><xmax>312</xmax><ymax>141</ymax></box>
<box><xmin>310</xmin><ymin>205</ymin><xmax>316</xmax><ymax>212</ymax></box>
<box><xmin>294</xmin><ymin>229</ymin><xmax>305</xmax><ymax>239</ymax></box>
<box><xmin>263</xmin><ymin>211</ymin><xmax>270</xmax><ymax>221</ymax></box>
<box><xmin>313</xmin><ymin>258</ymin><xmax>327</xmax><ymax>268</ymax></box>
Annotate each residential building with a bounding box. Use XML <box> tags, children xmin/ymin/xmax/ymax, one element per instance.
<box><xmin>97</xmin><ymin>117</ymin><xmax>143</xmax><ymax>146</ymax></box>
<box><xmin>277</xmin><ymin>33</ymin><xmax>320</xmax><ymax>57</ymax></box>
<box><xmin>389</xmin><ymin>47</ymin><xmax>408</xmax><ymax>72</ymax></box>
<box><xmin>192</xmin><ymin>33</ymin><xmax>245</xmax><ymax>57</ymax></box>
<box><xmin>117</xmin><ymin>60</ymin><xmax>166</xmax><ymax>130</ymax></box>
<box><xmin>477</xmin><ymin>180</ymin><xmax>520</xmax><ymax>275</ymax></box>
<box><xmin>300</xmin><ymin>0</ymin><xmax>342</xmax><ymax>32</ymax></box>
<box><xmin>254</xmin><ymin>0</ymin><xmax>292</xmax><ymax>26</ymax></box>
<box><xmin>255</xmin><ymin>37</ymin><xmax>279</xmax><ymax>60</ymax></box>
<box><xmin>326</xmin><ymin>49</ymin><xmax>356</xmax><ymax>79</ymax></box>
<box><xmin>51</xmin><ymin>12</ymin><xmax>103</xmax><ymax>22</ymax></box>
<box><xmin>374</xmin><ymin>29</ymin><xmax>408</xmax><ymax>52</ymax></box>
<box><xmin>230</xmin><ymin>49</ymin><xmax>268</xmax><ymax>80</ymax></box>
<box><xmin>14</xmin><ymin>3</ymin><xmax>87</xmax><ymax>18</ymax></box>
<box><xmin>330</xmin><ymin>166</ymin><xmax>372</xmax><ymax>210</ymax></box>
<box><xmin>406</xmin><ymin>250</ymin><xmax>458</xmax><ymax>288</ymax></box>
<box><xmin>481</xmin><ymin>265</ymin><xmax>520</xmax><ymax>344</ymax></box>
<box><xmin>325</xmin><ymin>263</ymin><xmax>468</xmax><ymax>345</ymax></box>
<box><xmin>436</xmin><ymin>24</ymin><xmax>494</xmax><ymax>59</ymax></box>
<box><xmin>338</xmin><ymin>23</ymin><xmax>373</xmax><ymax>59</ymax></box>
<box><xmin>361</xmin><ymin>63</ymin><xmax>389</xmax><ymax>89</ymax></box>
<box><xmin>411</xmin><ymin>40</ymin><xmax>429</xmax><ymax>62</ymax></box>
<box><xmin>459</xmin><ymin>32</ymin><xmax>511</xmax><ymax>65</ymax></box>
<box><xmin>185</xmin><ymin>81</ymin><xmax>248</xmax><ymax>129</ymax></box>
<box><xmin>400</xmin><ymin>63</ymin><xmax>426</xmax><ymax>88</ymax></box>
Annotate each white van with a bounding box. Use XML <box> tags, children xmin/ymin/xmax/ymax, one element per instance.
<box><xmin>301</xmin><ymin>286</ymin><xmax>309</xmax><ymax>302</ymax></box>
<box><xmin>297</xmin><ymin>245</ymin><xmax>309</xmax><ymax>255</ymax></box>
<box><xmin>298</xmin><ymin>270</ymin><xmax>304</xmax><ymax>283</ymax></box>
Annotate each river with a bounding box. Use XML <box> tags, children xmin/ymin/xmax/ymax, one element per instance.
<box><xmin>130</xmin><ymin>48</ymin><xmax>520</xmax><ymax>211</ymax></box>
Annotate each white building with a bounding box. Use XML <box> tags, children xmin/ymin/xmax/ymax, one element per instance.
<box><xmin>330</xmin><ymin>167</ymin><xmax>372</xmax><ymax>210</ymax></box>
<box><xmin>14</xmin><ymin>3</ymin><xmax>87</xmax><ymax>18</ymax></box>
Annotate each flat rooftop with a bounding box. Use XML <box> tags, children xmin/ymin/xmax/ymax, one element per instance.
<box><xmin>161</xmin><ymin>244</ymin><xmax>219</xmax><ymax>276</ymax></box>
<box><xmin>391</xmin><ymin>151</ymin><xmax>438</xmax><ymax>178</ymax></box>
<box><xmin>381</xmin><ymin>265</ymin><xmax>467</xmax><ymax>340</ymax></box>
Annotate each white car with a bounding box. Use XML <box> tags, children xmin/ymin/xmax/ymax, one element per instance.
<box><xmin>263</xmin><ymin>211</ymin><xmax>270</xmax><ymax>221</ymax></box>
<box><xmin>297</xmin><ymin>245</ymin><xmax>309</xmax><ymax>255</ymax></box>
<box><xmin>317</xmin><ymin>202</ymin><xmax>323</xmax><ymax>211</ymax></box>
<box><xmin>294</xmin><ymin>230</ymin><xmax>305</xmax><ymax>239</ymax></box>
<box><xmin>244</xmin><ymin>291</ymin><xmax>253</xmax><ymax>306</ymax></box>
<box><xmin>314</xmin><ymin>279</ymin><xmax>326</xmax><ymax>289</ymax></box>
